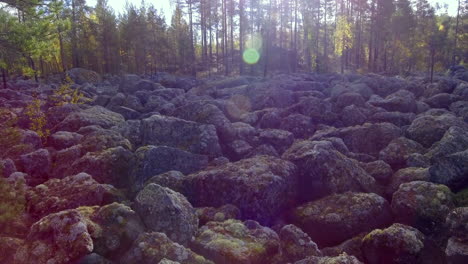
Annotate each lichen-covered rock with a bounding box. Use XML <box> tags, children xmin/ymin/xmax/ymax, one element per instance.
<box><xmin>80</xmin><ymin>128</ymin><xmax>132</xmax><ymax>153</ymax></box>
<box><xmin>311</xmin><ymin>122</ymin><xmax>401</xmax><ymax>156</ymax></box>
<box><xmin>291</xmin><ymin>192</ymin><xmax>392</xmax><ymax>247</ymax></box>
<box><xmin>445</xmin><ymin>237</ymin><xmax>468</xmax><ymax>264</ymax></box>
<box><xmin>361</xmin><ymin>223</ymin><xmax>426</xmax><ymax>264</ymax></box>
<box><xmin>67</xmin><ymin>146</ymin><xmax>135</xmax><ymax>188</ymax></box>
<box><xmin>50</xmin><ymin>145</ymin><xmax>83</xmax><ymax>179</ymax></box>
<box><xmin>368</xmin><ymin>89</ymin><xmax>416</xmax><ymax>113</ymax></box>
<box><xmin>429</xmin><ymin>149</ymin><xmax>468</xmax><ymax>191</ymax></box>
<box><xmin>77</xmin><ymin>253</ymin><xmax>114</xmax><ymax>264</ymax></box>
<box><xmin>86</xmin><ymin>203</ymin><xmax>145</xmax><ymax>259</ymax></box>
<box><xmin>279</xmin><ymin>224</ymin><xmax>322</xmax><ymax>262</ymax></box>
<box><xmin>67</xmin><ymin>68</ymin><xmax>102</xmax><ymax>85</ymax></box>
<box><xmin>19</xmin><ymin>148</ymin><xmax>51</xmax><ymax>183</ymax></box>
<box><xmin>294</xmin><ymin>253</ymin><xmax>363</xmax><ymax>264</ymax></box>
<box><xmin>27</xmin><ymin>173</ymin><xmax>123</xmax><ymax>219</ymax></box>
<box><xmin>57</xmin><ymin>106</ymin><xmax>125</xmax><ymax>132</ymax></box>
<box><xmin>0</xmin><ymin>158</ymin><xmax>16</xmax><ymax>178</ymax></box>
<box><xmin>341</xmin><ymin>105</ymin><xmax>368</xmax><ymax>126</ymax></box>
<box><xmin>321</xmin><ymin>234</ymin><xmax>366</xmax><ymax>262</ymax></box>
<box><xmin>282</xmin><ymin>140</ymin><xmax>377</xmax><ymax>200</ymax></box>
<box><xmin>145</xmin><ymin>170</ymin><xmax>186</xmax><ymax>194</ymax></box>
<box><xmin>48</xmin><ymin>131</ymin><xmax>83</xmax><ymax>150</ymax></box>
<box><xmin>185</xmin><ymin>155</ymin><xmax>297</xmax><ymax>225</ymax></box>
<box><xmin>258</xmin><ymin>129</ymin><xmax>294</xmax><ymax>154</ymax></box>
<box><xmin>196</xmin><ymin>204</ymin><xmax>241</xmax><ymax>226</ymax></box>
<box><xmin>132</xmin><ymin>146</ymin><xmax>208</xmax><ymax>193</ymax></box>
<box><xmin>0</xmin><ymin>237</ymin><xmax>23</xmax><ymax>264</ymax></box>
<box><xmin>391</xmin><ymin>181</ymin><xmax>454</xmax><ymax>233</ymax></box>
<box><xmin>226</xmin><ymin>140</ymin><xmax>253</xmax><ymax>160</ymax></box>
<box><xmin>446</xmin><ymin>207</ymin><xmax>468</xmax><ymax>241</ymax></box>
<box><xmin>192</xmin><ymin>219</ymin><xmax>280</xmax><ymax>264</ymax></box>
<box><xmin>360</xmin><ymin>160</ymin><xmax>393</xmax><ymax>184</ymax></box>
<box><xmin>426</xmin><ymin>126</ymin><xmax>468</xmax><ymax>162</ymax></box>
<box><xmin>379</xmin><ymin>137</ymin><xmax>426</xmax><ymax>169</ymax></box>
<box><xmin>120</xmin><ymin>232</ymin><xmax>212</xmax><ymax>264</ymax></box>
<box><xmin>386</xmin><ymin>168</ymin><xmax>430</xmax><ymax>196</ymax></box>
<box><xmin>424</xmin><ymin>93</ymin><xmax>457</xmax><ymax>109</ymax></box>
<box><xmin>370</xmin><ymin>111</ymin><xmax>415</xmax><ymax>127</ymax></box>
<box><xmin>172</xmin><ymin>101</ymin><xmax>235</xmax><ymax>142</ymax></box>
<box><xmin>280</xmin><ymin>114</ymin><xmax>315</xmax><ymax>138</ymax></box>
<box><xmin>406</xmin><ymin>113</ymin><xmax>466</xmax><ymax>148</ymax></box>
<box><xmin>336</xmin><ymin>92</ymin><xmax>366</xmax><ymax>109</ymax></box>
<box><xmin>140</xmin><ymin>114</ymin><xmax>222</xmax><ymax>157</ymax></box>
<box><xmin>134</xmin><ymin>184</ymin><xmax>198</xmax><ymax>246</ymax></box>
<box><xmin>14</xmin><ymin>209</ymin><xmax>94</xmax><ymax>264</ymax></box>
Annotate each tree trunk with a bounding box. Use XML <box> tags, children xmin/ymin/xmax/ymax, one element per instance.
<box><xmin>239</xmin><ymin>0</ymin><xmax>245</xmax><ymax>75</ymax></box>
<box><xmin>430</xmin><ymin>48</ymin><xmax>435</xmax><ymax>83</ymax></box>
<box><xmin>2</xmin><ymin>68</ymin><xmax>6</xmax><ymax>89</ymax></box>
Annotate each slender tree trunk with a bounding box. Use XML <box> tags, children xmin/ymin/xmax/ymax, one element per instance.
<box><xmin>2</xmin><ymin>68</ymin><xmax>6</xmax><ymax>89</ymax></box>
<box><xmin>293</xmin><ymin>0</ymin><xmax>298</xmax><ymax>72</ymax></box>
<box><xmin>453</xmin><ymin>0</ymin><xmax>461</xmax><ymax>64</ymax></box>
<box><xmin>229</xmin><ymin>0</ymin><xmax>234</xmax><ymax>73</ymax></box>
<box><xmin>264</xmin><ymin>0</ymin><xmax>273</xmax><ymax>77</ymax></box>
<box><xmin>188</xmin><ymin>0</ymin><xmax>196</xmax><ymax>76</ymax></box>
<box><xmin>323</xmin><ymin>0</ymin><xmax>328</xmax><ymax>72</ymax></box>
<box><xmin>239</xmin><ymin>0</ymin><xmax>245</xmax><ymax>75</ymax></box>
<box><xmin>430</xmin><ymin>48</ymin><xmax>435</xmax><ymax>83</ymax></box>
<box><xmin>71</xmin><ymin>0</ymin><xmax>79</xmax><ymax>68</ymax></box>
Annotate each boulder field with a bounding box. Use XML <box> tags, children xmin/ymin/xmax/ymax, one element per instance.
<box><xmin>1</xmin><ymin>67</ymin><xmax>468</xmax><ymax>264</ymax></box>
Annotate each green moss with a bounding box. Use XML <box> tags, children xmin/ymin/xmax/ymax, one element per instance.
<box><xmin>454</xmin><ymin>188</ymin><xmax>468</xmax><ymax>207</ymax></box>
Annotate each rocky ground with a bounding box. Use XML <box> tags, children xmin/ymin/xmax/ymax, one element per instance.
<box><xmin>0</xmin><ymin>66</ymin><xmax>467</xmax><ymax>264</ymax></box>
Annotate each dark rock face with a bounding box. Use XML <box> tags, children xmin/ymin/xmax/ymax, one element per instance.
<box><xmin>283</xmin><ymin>140</ymin><xmax>377</xmax><ymax>201</ymax></box>
<box><xmin>368</xmin><ymin>89</ymin><xmax>417</xmax><ymax>113</ymax></box>
<box><xmin>291</xmin><ymin>192</ymin><xmax>392</xmax><ymax>247</ymax></box>
<box><xmin>140</xmin><ymin>115</ymin><xmax>222</xmax><ymax>158</ymax></box>
<box><xmin>429</xmin><ymin>149</ymin><xmax>468</xmax><ymax>191</ymax></box>
<box><xmin>132</xmin><ymin>145</ymin><xmax>208</xmax><ymax>192</ymax></box>
<box><xmin>185</xmin><ymin>155</ymin><xmax>297</xmax><ymax>225</ymax></box>
<box><xmin>191</xmin><ymin>219</ymin><xmax>280</xmax><ymax>264</ymax></box>
<box><xmin>312</xmin><ymin>122</ymin><xmax>401</xmax><ymax>156</ymax></box>
<box><xmin>134</xmin><ymin>183</ymin><xmax>198</xmax><ymax>246</ymax></box>
<box><xmin>406</xmin><ymin>113</ymin><xmax>466</xmax><ymax>148</ymax></box>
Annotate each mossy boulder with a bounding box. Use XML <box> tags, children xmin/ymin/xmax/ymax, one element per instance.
<box><xmin>429</xmin><ymin>149</ymin><xmax>468</xmax><ymax>191</ymax></box>
<box><xmin>294</xmin><ymin>253</ymin><xmax>363</xmax><ymax>264</ymax></box>
<box><xmin>391</xmin><ymin>181</ymin><xmax>454</xmax><ymax>234</ymax></box>
<box><xmin>185</xmin><ymin>155</ymin><xmax>297</xmax><ymax>225</ymax></box>
<box><xmin>386</xmin><ymin>168</ymin><xmax>430</xmax><ymax>197</ymax></box>
<box><xmin>14</xmin><ymin>209</ymin><xmax>94</xmax><ymax>264</ymax></box>
<box><xmin>406</xmin><ymin>113</ymin><xmax>466</xmax><ymax>148</ymax></box>
<box><xmin>191</xmin><ymin>219</ymin><xmax>280</xmax><ymax>264</ymax></box>
<box><xmin>282</xmin><ymin>140</ymin><xmax>377</xmax><ymax>201</ymax></box>
<box><xmin>66</xmin><ymin>146</ymin><xmax>135</xmax><ymax>188</ymax></box>
<box><xmin>279</xmin><ymin>224</ymin><xmax>322</xmax><ymax>262</ymax></box>
<box><xmin>57</xmin><ymin>106</ymin><xmax>125</xmax><ymax>132</ymax></box>
<box><xmin>196</xmin><ymin>204</ymin><xmax>241</xmax><ymax>226</ymax></box>
<box><xmin>67</xmin><ymin>68</ymin><xmax>102</xmax><ymax>85</ymax></box>
<box><xmin>27</xmin><ymin>172</ymin><xmax>124</xmax><ymax>219</ymax></box>
<box><xmin>291</xmin><ymin>192</ymin><xmax>392</xmax><ymax>247</ymax></box>
<box><xmin>132</xmin><ymin>146</ymin><xmax>208</xmax><ymax>193</ymax></box>
<box><xmin>379</xmin><ymin>137</ymin><xmax>426</xmax><ymax>169</ymax></box>
<box><xmin>120</xmin><ymin>232</ymin><xmax>212</xmax><ymax>264</ymax></box>
<box><xmin>361</xmin><ymin>223</ymin><xmax>427</xmax><ymax>264</ymax></box>
<box><xmin>134</xmin><ymin>184</ymin><xmax>198</xmax><ymax>246</ymax></box>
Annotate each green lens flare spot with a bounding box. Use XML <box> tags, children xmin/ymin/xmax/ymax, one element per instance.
<box><xmin>243</xmin><ymin>49</ymin><xmax>260</xmax><ymax>65</ymax></box>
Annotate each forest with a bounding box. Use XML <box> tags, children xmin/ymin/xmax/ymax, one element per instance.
<box><xmin>0</xmin><ymin>0</ymin><xmax>467</xmax><ymax>81</ymax></box>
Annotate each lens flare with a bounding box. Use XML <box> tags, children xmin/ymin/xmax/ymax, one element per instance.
<box><xmin>243</xmin><ymin>48</ymin><xmax>260</xmax><ymax>65</ymax></box>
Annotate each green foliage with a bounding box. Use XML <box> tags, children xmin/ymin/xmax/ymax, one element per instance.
<box><xmin>49</xmin><ymin>75</ymin><xmax>90</xmax><ymax>106</ymax></box>
<box><xmin>24</xmin><ymin>98</ymin><xmax>50</xmax><ymax>139</ymax></box>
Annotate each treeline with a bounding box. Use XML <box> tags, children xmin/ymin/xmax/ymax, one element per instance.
<box><xmin>0</xmin><ymin>0</ymin><xmax>467</xmax><ymax>79</ymax></box>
